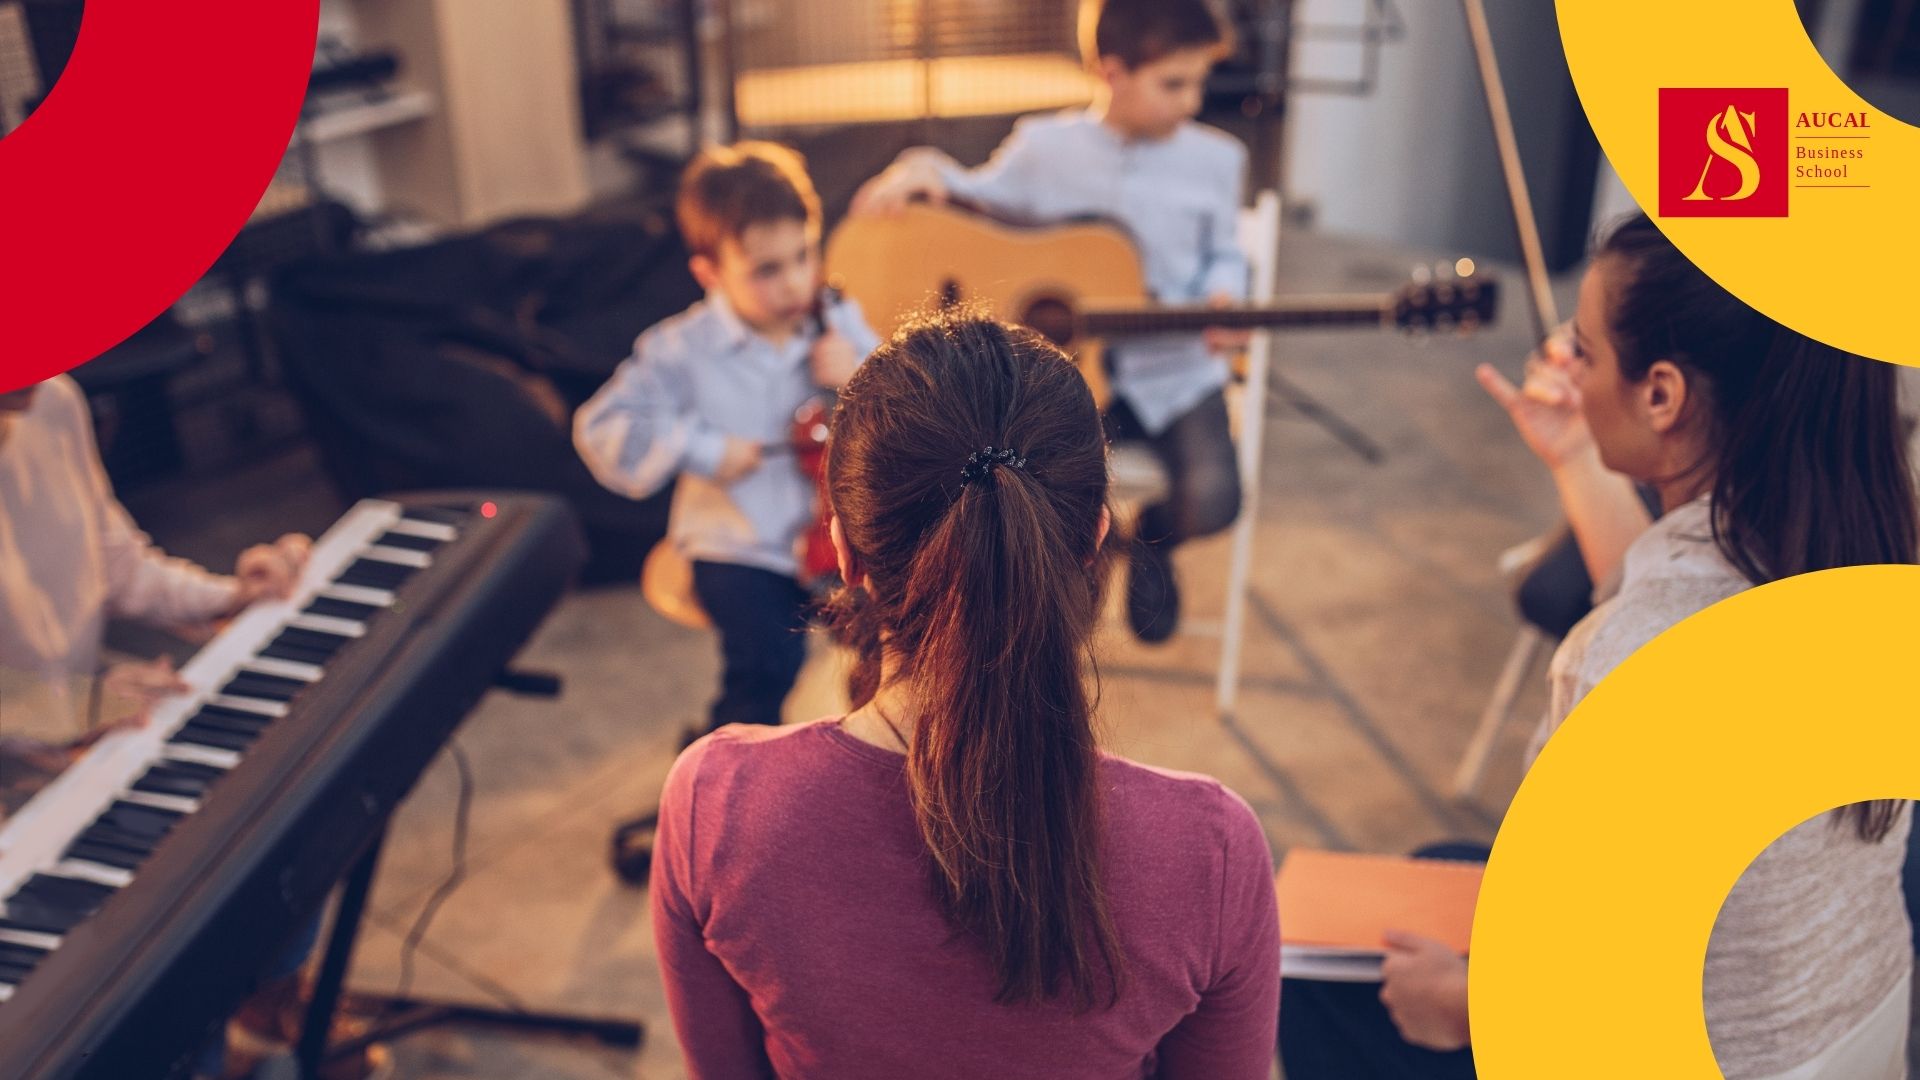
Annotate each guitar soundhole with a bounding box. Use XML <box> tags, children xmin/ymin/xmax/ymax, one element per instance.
<box><xmin>1020</xmin><ymin>295</ymin><xmax>1076</xmax><ymax>348</ymax></box>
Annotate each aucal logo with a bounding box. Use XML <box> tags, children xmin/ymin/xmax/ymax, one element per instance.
<box><xmin>1659</xmin><ymin>88</ymin><xmax>1789</xmax><ymax>217</ymax></box>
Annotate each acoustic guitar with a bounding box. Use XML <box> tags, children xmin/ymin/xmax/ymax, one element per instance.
<box><xmin>824</xmin><ymin>203</ymin><xmax>1499</xmax><ymax>407</ymax></box>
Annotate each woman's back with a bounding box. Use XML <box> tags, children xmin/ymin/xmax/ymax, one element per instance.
<box><xmin>651</xmin><ymin>718</ymin><xmax>1279</xmax><ymax>1079</ymax></box>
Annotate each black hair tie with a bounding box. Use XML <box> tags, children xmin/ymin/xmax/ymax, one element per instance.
<box><xmin>959</xmin><ymin>446</ymin><xmax>1028</xmax><ymax>487</ymax></box>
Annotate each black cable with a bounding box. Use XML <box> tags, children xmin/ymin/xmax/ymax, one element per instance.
<box><xmin>394</xmin><ymin>741</ymin><xmax>475</xmax><ymax>1002</ymax></box>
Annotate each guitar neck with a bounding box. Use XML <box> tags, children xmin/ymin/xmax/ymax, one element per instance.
<box><xmin>1079</xmin><ymin>295</ymin><xmax>1391</xmax><ymax>337</ymax></box>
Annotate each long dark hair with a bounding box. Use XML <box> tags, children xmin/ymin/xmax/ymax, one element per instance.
<box><xmin>824</xmin><ymin>311</ymin><xmax>1124</xmax><ymax>1009</ymax></box>
<box><xmin>1599</xmin><ymin>214</ymin><xmax>1916</xmax><ymax>842</ymax></box>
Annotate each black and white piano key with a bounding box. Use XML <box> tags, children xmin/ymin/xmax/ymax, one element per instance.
<box><xmin>258</xmin><ymin>638</ymin><xmax>337</xmax><ymax>667</ymax></box>
<box><xmin>301</xmin><ymin>596</ymin><xmax>384</xmax><ymax>622</ymax></box>
<box><xmin>160</xmin><ymin>741</ymin><xmax>242</xmax><ymax>772</ymax></box>
<box><xmin>64</xmin><ymin>841</ymin><xmax>141</xmax><ymax>872</ymax></box>
<box><xmin>317</xmin><ymin>582</ymin><xmax>396</xmax><ymax>608</ymax></box>
<box><xmin>334</xmin><ymin>560</ymin><xmax>416</xmax><ymax>591</ymax></box>
<box><xmin>395</xmin><ymin>506</ymin><xmax>465</xmax><ymax>529</ymax></box>
<box><xmin>371</xmin><ymin>530</ymin><xmax>442</xmax><ymax>553</ymax></box>
<box><xmin>218</xmin><ymin>671</ymin><xmax>306</xmax><ymax>703</ymax></box>
<box><xmin>129</xmin><ymin>763</ymin><xmax>221</xmax><ymax>799</ymax></box>
<box><xmin>360</xmin><ymin>545</ymin><xmax>432</xmax><ymax>569</ymax></box>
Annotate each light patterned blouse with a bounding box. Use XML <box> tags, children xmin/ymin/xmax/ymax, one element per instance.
<box><xmin>1529</xmin><ymin>495</ymin><xmax>1912</xmax><ymax>1080</ymax></box>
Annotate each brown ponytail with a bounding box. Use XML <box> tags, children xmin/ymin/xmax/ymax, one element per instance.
<box><xmin>825</xmin><ymin>311</ymin><xmax>1124</xmax><ymax>1009</ymax></box>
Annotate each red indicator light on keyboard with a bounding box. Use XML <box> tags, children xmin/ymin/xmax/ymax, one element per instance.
<box><xmin>481</xmin><ymin>501</ymin><xmax>497</xmax><ymax>519</ymax></box>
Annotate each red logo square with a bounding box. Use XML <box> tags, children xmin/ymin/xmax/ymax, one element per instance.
<box><xmin>1658</xmin><ymin>88</ymin><xmax>1789</xmax><ymax>217</ymax></box>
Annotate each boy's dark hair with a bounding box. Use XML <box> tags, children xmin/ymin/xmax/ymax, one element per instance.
<box><xmin>1080</xmin><ymin>0</ymin><xmax>1232</xmax><ymax>69</ymax></box>
<box><xmin>676</xmin><ymin>141</ymin><xmax>821</xmax><ymax>259</ymax></box>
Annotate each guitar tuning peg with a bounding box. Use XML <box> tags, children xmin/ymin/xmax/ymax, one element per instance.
<box><xmin>1433</xmin><ymin>260</ymin><xmax>1455</xmax><ymax>281</ymax></box>
<box><xmin>1452</xmin><ymin>257</ymin><xmax>1477</xmax><ymax>280</ymax></box>
<box><xmin>1409</xmin><ymin>264</ymin><xmax>1433</xmax><ymax>285</ymax></box>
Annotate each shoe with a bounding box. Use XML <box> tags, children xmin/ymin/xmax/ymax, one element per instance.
<box><xmin>610</xmin><ymin>811</ymin><xmax>659</xmax><ymax>886</ymax></box>
<box><xmin>1125</xmin><ymin>540</ymin><xmax>1180</xmax><ymax>644</ymax></box>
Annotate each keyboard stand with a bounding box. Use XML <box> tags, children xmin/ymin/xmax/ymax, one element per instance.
<box><xmin>294</xmin><ymin>676</ymin><xmax>645</xmax><ymax>1075</ymax></box>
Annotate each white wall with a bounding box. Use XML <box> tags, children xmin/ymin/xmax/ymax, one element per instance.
<box><xmin>1282</xmin><ymin>0</ymin><xmax>1594</xmax><ymax>267</ymax></box>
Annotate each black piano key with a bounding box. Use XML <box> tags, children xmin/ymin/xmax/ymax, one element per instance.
<box><xmin>0</xmin><ymin>942</ymin><xmax>48</xmax><ymax>967</ymax></box>
<box><xmin>101</xmin><ymin>802</ymin><xmax>183</xmax><ymax>840</ymax></box>
<box><xmin>336</xmin><ymin>560</ymin><xmax>413</xmax><ymax>589</ymax></box>
<box><xmin>13</xmin><ymin>883</ymin><xmax>114</xmax><ymax>933</ymax></box>
<box><xmin>400</xmin><ymin>506</ymin><xmax>467</xmax><ymax>526</ymax></box>
<box><xmin>372</xmin><ymin>530</ymin><xmax>442</xmax><ymax>552</ymax></box>
<box><xmin>303</xmin><ymin>596</ymin><xmax>384</xmax><ymax>621</ymax></box>
<box><xmin>259</xmin><ymin>639</ymin><xmax>335</xmax><ymax>666</ymax></box>
<box><xmin>0</xmin><ymin>912</ymin><xmax>68</xmax><ymax>937</ymax></box>
<box><xmin>71</xmin><ymin>823</ymin><xmax>152</xmax><ymax>857</ymax></box>
<box><xmin>271</xmin><ymin>628</ymin><xmax>352</xmax><ymax>655</ymax></box>
<box><xmin>130</xmin><ymin>767</ymin><xmax>213</xmax><ymax>800</ymax></box>
<box><xmin>347</xmin><ymin>554</ymin><xmax>415</xmax><ymax>579</ymax></box>
<box><xmin>3</xmin><ymin>900</ymin><xmax>85</xmax><ymax>936</ymax></box>
<box><xmin>0</xmin><ymin>958</ymin><xmax>37</xmax><ymax>983</ymax></box>
<box><xmin>180</xmin><ymin>710</ymin><xmax>270</xmax><ymax>739</ymax></box>
<box><xmin>170</xmin><ymin>723</ymin><xmax>255</xmax><ymax>753</ymax></box>
<box><xmin>219</xmin><ymin>672</ymin><xmax>304</xmax><ymax>703</ymax></box>
<box><xmin>0</xmin><ymin>907</ymin><xmax>74</xmax><ymax>935</ymax></box>
<box><xmin>76</xmin><ymin>824</ymin><xmax>159</xmax><ymax>857</ymax></box>
<box><xmin>152</xmin><ymin>759</ymin><xmax>224</xmax><ymax>781</ymax></box>
<box><xmin>65</xmin><ymin>841</ymin><xmax>142</xmax><ymax>871</ymax></box>
<box><xmin>18</xmin><ymin>874</ymin><xmax>116</xmax><ymax>908</ymax></box>
<box><xmin>192</xmin><ymin>705</ymin><xmax>275</xmax><ymax>730</ymax></box>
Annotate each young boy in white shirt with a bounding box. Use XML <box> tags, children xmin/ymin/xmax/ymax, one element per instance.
<box><xmin>853</xmin><ymin>0</ymin><xmax>1251</xmax><ymax>643</ymax></box>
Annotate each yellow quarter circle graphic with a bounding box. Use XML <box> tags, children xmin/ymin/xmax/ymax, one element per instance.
<box><xmin>1558</xmin><ymin>0</ymin><xmax>1918</xmax><ymax>365</ymax></box>
<box><xmin>1470</xmin><ymin>565</ymin><xmax>1920</xmax><ymax>1077</ymax></box>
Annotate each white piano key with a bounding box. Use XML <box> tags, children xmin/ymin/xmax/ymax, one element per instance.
<box><xmin>51</xmin><ymin>861</ymin><xmax>134</xmax><ymax>890</ymax></box>
<box><xmin>288</xmin><ymin>614</ymin><xmax>366</xmax><ymax>639</ymax></box>
<box><xmin>360</xmin><ymin>544</ymin><xmax>432</xmax><ymax>569</ymax></box>
<box><xmin>387</xmin><ymin>518</ymin><xmax>457</xmax><ymax>542</ymax></box>
<box><xmin>0</xmin><ymin>928</ymin><xmax>60</xmax><ymax>951</ymax></box>
<box><xmin>118</xmin><ymin>791</ymin><xmax>200</xmax><ymax>816</ymax></box>
<box><xmin>318</xmin><ymin>583</ymin><xmax>395</xmax><ymax>608</ymax></box>
<box><xmin>0</xmin><ymin>982</ymin><xmax>13</xmax><ymax>1003</ymax></box>
<box><xmin>241</xmin><ymin>657</ymin><xmax>323</xmax><ymax>683</ymax></box>
<box><xmin>206</xmin><ymin>695</ymin><xmax>290</xmax><ymax>719</ymax></box>
<box><xmin>161</xmin><ymin>743</ymin><xmax>242</xmax><ymax>771</ymax></box>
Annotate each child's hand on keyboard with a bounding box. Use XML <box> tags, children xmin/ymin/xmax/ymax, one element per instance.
<box><xmin>231</xmin><ymin>533</ymin><xmax>313</xmax><ymax>610</ymax></box>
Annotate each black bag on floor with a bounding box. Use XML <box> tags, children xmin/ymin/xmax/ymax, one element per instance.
<box><xmin>269</xmin><ymin>210</ymin><xmax>703</xmax><ymax>584</ymax></box>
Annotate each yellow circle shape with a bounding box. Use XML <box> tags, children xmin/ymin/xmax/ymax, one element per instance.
<box><xmin>1470</xmin><ymin>565</ymin><xmax>1920</xmax><ymax>1077</ymax></box>
<box><xmin>1558</xmin><ymin>0</ymin><xmax>1918</xmax><ymax>366</ymax></box>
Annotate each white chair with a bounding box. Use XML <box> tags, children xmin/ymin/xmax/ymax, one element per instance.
<box><xmin>1213</xmin><ymin>189</ymin><xmax>1283</xmax><ymax>715</ymax></box>
<box><xmin>1450</xmin><ymin>531</ymin><xmax>1557</xmax><ymax>798</ymax></box>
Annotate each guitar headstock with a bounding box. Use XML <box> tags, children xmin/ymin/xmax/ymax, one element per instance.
<box><xmin>1392</xmin><ymin>260</ymin><xmax>1500</xmax><ymax>333</ymax></box>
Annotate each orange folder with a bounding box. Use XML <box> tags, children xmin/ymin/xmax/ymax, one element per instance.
<box><xmin>1276</xmin><ymin>848</ymin><xmax>1483</xmax><ymax>957</ymax></box>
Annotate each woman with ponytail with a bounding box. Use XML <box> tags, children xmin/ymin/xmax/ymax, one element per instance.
<box><xmin>650</xmin><ymin>312</ymin><xmax>1279</xmax><ymax>1077</ymax></box>
<box><xmin>1286</xmin><ymin>213</ymin><xmax>1917</xmax><ymax>1080</ymax></box>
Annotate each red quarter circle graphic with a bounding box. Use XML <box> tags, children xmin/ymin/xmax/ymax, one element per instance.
<box><xmin>0</xmin><ymin>0</ymin><xmax>320</xmax><ymax>392</ymax></box>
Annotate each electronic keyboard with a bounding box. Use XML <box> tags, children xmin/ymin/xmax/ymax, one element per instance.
<box><xmin>0</xmin><ymin>491</ymin><xmax>583</xmax><ymax>1078</ymax></box>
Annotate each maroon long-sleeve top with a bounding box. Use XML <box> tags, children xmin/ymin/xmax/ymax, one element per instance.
<box><xmin>651</xmin><ymin>717</ymin><xmax>1280</xmax><ymax>1079</ymax></box>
